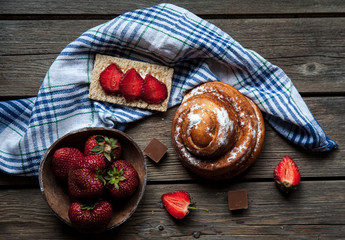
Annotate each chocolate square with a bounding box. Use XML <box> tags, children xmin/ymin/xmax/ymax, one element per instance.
<box><xmin>228</xmin><ymin>189</ymin><xmax>248</xmax><ymax>210</ymax></box>
<box><xmin>143</xmin><ymin>138</ymin><xmax>168</xmax><ymax>163</ymax></box>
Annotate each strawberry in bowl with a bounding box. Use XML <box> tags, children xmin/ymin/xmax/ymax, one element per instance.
<box><xmin>106</xmin><ymin>160</ymin><xmax>139</xmax><ymax>199</ymax></box>
<box><xmin>68</xmin><ymin>200</ymin><xmax>113</xmax><ymax>233</ymax></box>
<box><xmin>84</xmin><ymin>135</ymin><xmax>122</xmax><ymax>165</ymax></box>
<box><xmin>39</xmin><ymin>127</ymin><xmax>147</xmax><ymax>233</ymax></box>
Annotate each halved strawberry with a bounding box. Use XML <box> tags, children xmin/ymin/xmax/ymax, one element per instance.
<box><xmin>161</xmin><ymin>191</ymin><xmax>208</xmax><ymax>219</ymax></box>
<box><xmin>141</xmin><ymin>74</ymin><xmax>168</xmax><ymax>104</ymax></box>
<box><xmin>119</xmin><ymin>68</ymin><xmax>144</xmax><ymax>101</ymax></box>
<box><xmin>274</xmin><ymin>156</ymin><xmax>301</xmax><ymax>193</ymax></box>
<box><xmin>99</xmin><ymin>63</ymin><xmax>124</xmax><ymax>94</ymax></box>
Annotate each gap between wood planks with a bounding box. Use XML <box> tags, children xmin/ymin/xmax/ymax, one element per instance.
<box><xmin>1</xmin><ymin>12</ymin><xmax>345</xmax><ymax>20</ymax></box>
<box><xmin>2</xmin><ymin>176</ymin><xmax>345</xmax><ymax>189</ymax></box>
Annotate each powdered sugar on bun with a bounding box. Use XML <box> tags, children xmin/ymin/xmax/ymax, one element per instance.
<box><xmin>171</xmin><ymin>81</ymin><xmax>265</xmax><ymax>180</ymax></box>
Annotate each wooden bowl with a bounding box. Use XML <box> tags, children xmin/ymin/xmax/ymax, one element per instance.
<box><xmin>38</xmin><ymin>127</ymin><xmax>147</xmax><ymax>232</ymax></box>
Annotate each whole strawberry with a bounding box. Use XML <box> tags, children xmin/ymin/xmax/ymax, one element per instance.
<box><xmin>84</xmin><ymin>135</ymin><xmax>122</xmax><ymax>165</ymax></box>
<box><xmin>161</xmin><ymin>191</ymin><xmax>208</xmax><ymax>219</ymax></box>
<box><xmin>73</xmin><ymin>155</ymin><xmax>106</xmax><ymax>172</ymax></box>
<box><xmin>68</xmin><ymin>200</ymin><xmax>112</xmax><ymax>233</ymax></box>
<box><xmin>105</xmin><ymin>160</ymin><xmax>139</xmax><ymax>199</ymax></box>
<box><xmin>68</xmin><ymin>168</ymin><xmax>105</xmax><ymax>200</ymax></box>
<box><xmin>52</xmin><ymin>147</ymin><xmax>84</xmax><ymax>181</ymax></box>
<box><xmin>274</xmin><ymin>156</ymin><xmax>301</xmax><ymax>193</ymax></box>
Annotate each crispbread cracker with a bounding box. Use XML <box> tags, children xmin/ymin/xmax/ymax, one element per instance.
<box><xmin>89</xmin><ymin>54</ymin><xmax>174</xmax><ymax>112</ymax></box>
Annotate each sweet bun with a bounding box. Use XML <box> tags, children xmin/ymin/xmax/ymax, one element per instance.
<box><xmin>171</xmin><ymin>81</ymin><xmax>265</xmax><ymax>180</ymax></box>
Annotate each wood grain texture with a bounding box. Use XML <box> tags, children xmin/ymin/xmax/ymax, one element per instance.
<box><xmin>1</xmin><ymin>96</ymin><xmax>341</xmax><ymax>185</ymax></box>
<box><xmin>0</xmin><ymin>1</ymin><xmax>344</xmax><ymax>239</ymax></box>
<box><xmin>126</xmin><ymin>97</ymin><xmax>344</xmax><ymax>181</ymax></box>
<box><xmin>1</xmin><ymin>17</ymin><xmax>344</xmax><ymax>97</ymax></box>
<box><xmin>1</xmin><ymin>0</ymin><xmax>345</xmax><ymax>15</ymax></box>
<box><xmin>1</xmin><ymin>181</ymin><xmax>345</xmax><ymax>239</ymax></box>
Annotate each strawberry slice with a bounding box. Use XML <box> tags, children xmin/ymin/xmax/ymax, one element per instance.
<box><xmin>99</xmin><ymin>63</ymin><xmax>124</xmax><ymax>94</ymax></box>
<box><xmin>161</xmin><ymin>191</ymin><xmax>208</xmax><ymax>219</ymax></box>
<box><xmin>142</xmin><ymin>74</ymin><xmax>168</xmax><ymax>104</ymax></box>
<box><xmin>119</xmin><ymin>68</ymin><xmax>144</xmax><ymax>101</ymax></box>
<box><xmin>274</xmin><ymin>156</ymin><xmax>301</xmax><ymax>193</ymax></box>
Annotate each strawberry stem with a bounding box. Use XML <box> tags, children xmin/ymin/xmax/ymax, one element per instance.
<box><xmin>81</xmin><ymin>202</ymin><xmax>97</xmax><ymax>211</ymax></box>
<box><xmin>105</xmin><ymin>166</ymin><xmax>126</xmax><ymax>189</ymax></box>
<box><xmin>92</xmin><ymin>136</ymin><xmax>119</xmax><ymax>162</ymax></box>
<box><xmin>188</xmin><ymin>206</ymin><xmax>209</xmax><ymax>212</ymax></box>
<box><xmin>95</xmin><ymin>168</ymin><xmax>107</xmax><ymax>185</ymax></box>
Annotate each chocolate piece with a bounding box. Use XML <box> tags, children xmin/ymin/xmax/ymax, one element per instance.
<box><xmin>143</xmin><ymin>138</ymin><xmax>168</xmax><ymax>163</ymax></box>
<box><xmin>228</xmin><ymin>189</ymin><xmax>248</xmax><ymax>210</ymax></box>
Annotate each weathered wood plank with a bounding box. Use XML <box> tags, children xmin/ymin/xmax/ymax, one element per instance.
<box><xmin>0</xmin><ymin>173</ymin><xmax>37</xmax><ymax>186</ymax></box>
<box><xmin>1</xmin><ymin>17</ymin><xmax>344</xmax><ymax>96</ymax></box>
<box><xmin>0</xmin><ymin>96</ymin><xmax>342</xmax><ymax>186</ymax></box>
<box><xmin>1</xmin><ymin>181</ymin><xmax>344</xmax><ymax>239</ymax></box>
<box><xmin>126</xmin><ymin>97</ymin><xmax>344</xmax><ymax>181</ymax></box>
<box><xmin>0</xmin><ymin>54</ymin><xmax>54</xmax><ymax>98</ymax></box>
<box><xmin>1</xmin><ymin>0</ymin><xmax>345</xmax><ymax>15</ymax></box>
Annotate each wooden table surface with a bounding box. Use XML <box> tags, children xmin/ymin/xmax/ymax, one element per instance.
<box><xmin>1</xmin><ymin>1</ymin><xmax>344</xmax><ymax>239</ymax></box>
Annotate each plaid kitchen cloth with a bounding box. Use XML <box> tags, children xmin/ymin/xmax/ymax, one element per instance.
<box><xmin>0</xmin><ymin>3</ymin><xmax>337</xmax><ymax>176</ymax></box>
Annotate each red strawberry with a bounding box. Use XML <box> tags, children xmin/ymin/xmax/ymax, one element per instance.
<box><xmin>52</xmin><ymin>147</ymin><xmax>84</xmax><ymax>181</ymax></box>
<box><xmin>105</xmin><ymin>160</ymin><xmax>139</xmax><ymax>199</ymax></box>
<box><xmin>68</xmin><ymin>168</ymin><xmax>105</xmax><ymax>200</ymax></box>
<box><xmin>274</xmin><ymin>156</ymin><xmax>301</xmax><ymax>193</ymax></box>
<box><xmin>99</xmin><ymin>63</ymin><xmax>124</xmax><ymax>94</ymax></box>
<box><xmin>161</xmin><ymin>191</ymin><xmax>208</xmax><ymax>219</ymax></box>
<box><xmin>119</xmin><ymin>68</ymin><xmax>144</xmax><ymax>101</ymax></box>
<box><xmin>84</xmin><ymin>135</ymin><xmax>122</xmax><ymax>165</ymax></box>
<box><xmin>141</xmin><ymin>74</ymin><xmax>168</xmax><ymax>104</ymax></box>
<box><xmin>68</xmin><ymin>200</ymin><xmax>112</xmax><ymax>233</ymax></box>
<box><xmin>74</xmin><ymin>155</ymin><xmax>106</xmax><ymax>172</ymax></box>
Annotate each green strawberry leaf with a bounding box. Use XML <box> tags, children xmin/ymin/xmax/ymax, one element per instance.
<box><xmin>95</xmin><ymin>168</ymin><xmax>107</xmax><ymax>185</ymax></box>
<box><xmin>104</xmin><ymin>152</ymin><xmax>112</xmax><ymax>162</ymax></box>
<box><xmin>81</xmin><ymin>202</ymin><xmax>97</xmax><ymax>211</ymax></box>
<box><xmin>92</xmin><ymin>144</ymin><xmax>104</xmax><ymax>154</ymax></box>
<box><xmin>105</xmin><ymin>166</ymin><xmax>126</xmax><ymax>189</ymax></box>
<box><xmin>95</xmin><ymin>136</ymin><xmax>105</xmax><ymax>142</ymax></box>
<box><xmin>109</xmin><ymin>138</ymin><xmax>119</xmax><ymax>148</ymax></box>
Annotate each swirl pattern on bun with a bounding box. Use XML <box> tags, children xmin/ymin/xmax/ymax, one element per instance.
<box><xmin>171</xmin><ymin>81</ymin><xmax>265</xmax><ymax>180</ymax></box>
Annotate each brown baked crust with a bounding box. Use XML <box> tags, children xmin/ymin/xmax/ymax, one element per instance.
<box><xmin>171</xmin><ymin>81</ymin><xmax>265</xmax><ymax>180</ymax></box>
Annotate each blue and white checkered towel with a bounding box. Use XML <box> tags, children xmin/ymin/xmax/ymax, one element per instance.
<box><xmin>0</xmin><ymin>4</ymin><xmax>337</xmax><ymax>176</ymax></box>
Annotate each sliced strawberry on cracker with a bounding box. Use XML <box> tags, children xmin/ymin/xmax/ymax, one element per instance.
<box><xmin>274</xmin><ymin>156</ymin><xmax>301</xmax><ymax>193</ymax></box>
<box><xmin>120</xmin><ymin>68</ymin><xmax>144</xmax><ymax>101</ymax></box>
<box><xmin>161</xmin><ymin>191</ymin><xmax>208</xmax><ymax>219</ymax></box>
<box><xmin>142</xmin><ymin>74</ymin><xmax>168</xmax><ymax>104</ymax></box>
<box><xmin>99</xmin><ymin>63</ymin><xmax>124</xmax><ymax>94</ymax></box>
